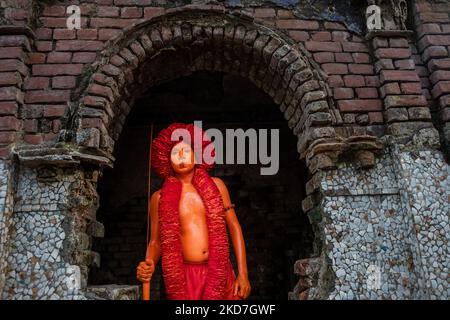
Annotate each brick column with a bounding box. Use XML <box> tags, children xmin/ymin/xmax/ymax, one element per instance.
<box><xmin>414</xmin><ymin>0</ymin><xmax>450</xmax><ymax>155</ymax></box>
<box><xmin>369</xmin><ymin>31</ymin><xmax>434</xmax><ymax>143</ymax></box>
<box><xmin>0</xmin><ymin>27</ymin><xmax>33</xmax><ymax>159</ymax></box>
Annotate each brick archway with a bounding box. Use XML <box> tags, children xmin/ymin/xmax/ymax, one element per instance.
<box><xmin>66</xmin><ymin>8</ymin><xmax>345</xmax><ymax>167</ymax></box>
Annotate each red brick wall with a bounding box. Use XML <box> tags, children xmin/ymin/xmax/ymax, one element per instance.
<box><xmin>0</xmin><ymin>1</ymin><xmax>449</xmax><ymax>157</ymax></box>
<box><xmin>413</xmin><ymin>0</ymin><xmax>450</xmax><ymax>152</ymax></box>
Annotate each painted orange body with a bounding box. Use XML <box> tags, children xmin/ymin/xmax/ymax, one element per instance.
<box><xmin>136</xmin><ymin>141</ymin><xmax>251</xmax><ymax>299</ymax></box>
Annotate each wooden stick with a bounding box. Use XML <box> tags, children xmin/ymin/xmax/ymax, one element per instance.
<box><xmin>143</xmin><ymin>123</ymin><xmax>154</xmax><ymax>300</ymax></box>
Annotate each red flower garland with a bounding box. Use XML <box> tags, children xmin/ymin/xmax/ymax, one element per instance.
<box><xmin>152</xmin><ymin>123</ymin><xmax>229</xmax><ymax>299</ymax></box>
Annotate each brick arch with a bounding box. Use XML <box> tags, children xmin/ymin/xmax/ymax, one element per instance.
<box><xmin>65</xmin><ymin>8</ymin><xmax>348</xmax><ymax>167</ymax></box>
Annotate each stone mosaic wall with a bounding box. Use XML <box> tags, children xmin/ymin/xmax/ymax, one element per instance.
<box><xmin>393</xmin><ymin>150</ymin><xmax>449</xmax><ymax>299</ymax></box>
<box><xmin>2</xmin><ymin>165</ymin><xmax>86</xmax><ymax>299</ymax></box>
<box><xmin>310</xmin><ymin>147</ymin><xmax>449</xmax><ymax>300</ymax></box>
<box><xmin>0</xmin><ymin>159</ymin><xmax>13</xmax><ymax>296</ymax></box>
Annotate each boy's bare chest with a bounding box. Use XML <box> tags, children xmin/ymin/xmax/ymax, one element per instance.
<box><xmin>179</xmin><ymin>184</ymin><xmax>206</xmax><ymax>219</ymax></box>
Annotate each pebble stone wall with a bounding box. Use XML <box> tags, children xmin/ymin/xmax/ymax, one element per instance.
<box><xmin>1</xmin><ymin>165</ymin><xmax>87</xmax><ymax>299</ymax></box>
<box><xmin>311</xmin><ymin>146</ymin><xmax>449</xmax><ymax>300</ymax></box>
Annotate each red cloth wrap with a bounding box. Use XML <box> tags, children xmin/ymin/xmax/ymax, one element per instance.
<box><xmin>184</xmin><ymin>260</ymin><xmax>241</xmax><ymax>300</ymax></box>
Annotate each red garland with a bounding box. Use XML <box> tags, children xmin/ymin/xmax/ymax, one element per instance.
<box><xmin>152</xmin><ymin>123</ymin><xmax>229</xmax><ymax>300</ymax></box>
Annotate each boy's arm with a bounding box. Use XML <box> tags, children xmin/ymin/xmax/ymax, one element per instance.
<box><xmin>212</xmin><ymin>177</ymin><xmax>249</xmax><ymax>279</ymax></box>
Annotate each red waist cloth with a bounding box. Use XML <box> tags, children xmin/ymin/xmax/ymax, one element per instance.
<box><xmin>184</xmin><ymin>260</ymin><xmax>242</xmax><ymax>300</ymax></box>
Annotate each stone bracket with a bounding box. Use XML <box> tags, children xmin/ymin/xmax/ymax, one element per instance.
<box><xmin>12</xmin><ymin>145</ymin><xmax>114</xmax><ymax>169</ymax></box>
<box><xmin>304</xmin><ymin>135</ymin><xmax>384</xmax><ymax>173</ymax></box>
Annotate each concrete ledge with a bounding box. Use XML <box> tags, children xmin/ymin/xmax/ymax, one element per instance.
<box><xmin>86</xmin><ymin>284</ymin><xmax>141</xmax><ymax>300</ymax></box>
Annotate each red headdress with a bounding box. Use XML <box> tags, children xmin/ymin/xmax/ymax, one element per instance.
<box><xmin>151</xmin><ymin>123</ymin><xmax>230</xmax><ymax>300</ymax></box>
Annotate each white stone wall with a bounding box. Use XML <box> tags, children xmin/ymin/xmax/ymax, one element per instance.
<box><xmin>0</xmin><ymin>160</ymin><xmax>13</xmax><ymax>297</ymax></box>
<box><xmin>392</xmin><ymin>150</ymin><xmax>449</xmax><ymax>299</ymax></box>
<box><xmin>2</xmin><ymin>165</ymin><xmax>85</xmax><ymax>299</ymax></box>
<box><xmin>315</xmin><ymin>148</ymin><xmax>449</xmax><ymax>299</ymax></box>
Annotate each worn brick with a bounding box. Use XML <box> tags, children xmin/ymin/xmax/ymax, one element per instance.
<box><xmin>90</xmin><ymin>18</ymin><xmax>140</xmax><ymax>28</ymax></box>
<box><xmin>380</xmin><ymin>83</ymin><xmax>401</xmax><ymax>97</ymax></box>
<box><xmin>54</xmin><ymin>29</ymin><xmax>76</xmax><ymax>40</ymax></box>
<box><xmin>375</xmin><ymin>48</ymin><xmax>411</xmax><ymax>59</ymax></box>
<box><xmin>313</xmin><ymin>52</ymin><xmax>334</xmax><ymax>63</ymax></box>
<box><xmin>365</xmin><ymin>76</ymin><xmax>380</xmax><ymax>87</ymax></box>
<box><xmin>24</xmin><ymin>77</ymin><xmax>49</xmax><ymax>90</ymax></box>
<box><xmin>44</xmin><ymin>105</ymin><xmax>67</xmax><ymax>118</ymax></box>
<box><xmin>342</xmin><ymin>42</ymin><xmax>368</xmax><ymax>52</ymax></box>
<box><xmin>98</xmin><ymin>6</ymin><xmax>120</xmax><ymax>17</ymax></box>
<box><xmin>430</xmin><ymin>70</ymin><xmax>450</xmax><ymax>84</ymax></box>
<box><xmin>311</xmin><ymin>32</ymin><xmax>331</xmax><ymax>41</ymax></box>
<box><xmin>24</xmin><ymin>119</ymin><xmax>38</xmax><ymax>133</ymax></box>
<box><xmin>385</xmin><ymin>95</ymin><xmax>427</xmax><ymax>108</ymax></box>
<box><xmin>23</xmin><ymin>134</ymin><xmax>43</xmax><ymax>145</ymax></box>
<box><xmin>324</xmin><ymin>22</ymin><xmax>346</xmax><ymax>30</ymax></box>
<box><xmin>35</xmin><ymin>28</ymin><xmax>52</xmax><ymax>40</ymax></box>
<box><xmin>389</xmin><ymin>38</ymin><xmax>410</xmax><ymax>48</ymax></box>
<box><xmin>0</xmin><ymin>131</ymin><xmax>15</xmax><ymax>144</ymax></box>
<box><xmin>335</xmin><ymin>52</ymin><xmax>353</xmax><ymax>63</ymax></box>
<box><xmin>24</xmin><ymin>90</ymin><xmax>70</xmax><ymax>103</ymax></box>
<box><xmin>322</xmin><ymin>63</ymin><xmax>348</xmax><ymax>75</ymax></box>
<box><xmin>368</xmin><ymin>112</ymin><xmax>384</xmax><ymax>124</ymax></box>
<box><xmin>288</xmin><ymin>31</ymin><xmax>309</xmax><ymax>42</ymax></box>
<box><xmin>28</xmin><ymin>53</ymin><xmax>46</xmax><ymax>64</ymax></box>
<box><xmin>72</xmin><ymin>52</ymin><xmax>97</xmax><ymax>63</ymax></box>
<box><xmin>423</xmin><ymin>46</ymin><xmax>448</xmax><ymax>61</ymax></box>
<box><xmin>428</xmin><ymin>58</ymin><xmax>450</xmax><ymax>72</ymax></box>
<box><xmin>380</xmin><ymin>70</ymin><xmax>420</xmax><ymax>83</ymax></box>
<box><xmin>0</xmin><ymin>87</ymin><xmax>22</xmax><ymax>101</ymax></box>
<box><xmin>77</xmin><ymin>29</ymin><xmax>98</xmax><ymax>40</ymax></box>
<box><xmin>395</xmin><ymin>59</ymin><xmax>416</xmax><ymax>70</ymax></box>
<box><xmin>33</xmin><ymin>64</ymin><xmax>83</xmax><ymax>76</ymax></box>
<box><xmin>0</xmin><ymin>102</ymin><xmax>18</xmax><ymax>116</ymax></box>
<box><xmin>121</xmin><ymin>7</ymin><xmax>143</xmax><ymax>18</ymax></box>
<box><xmin>352</xmin><ymin>52</ymin><xmax>370</xmax><ymax>64</ymax></box>
<box><xmin>328</xmin><ymin>75</ymin><xmax>344</xmax><ymax>88</ymax></box>
<box><xmin>99</xmin><ymin>29</ymin><xmax>123</xmax><ymax>41</ymax></box>
<box><xmin>47</xmin><ymin>52</ymin><xmax>72</xmax><ymax>63</ymax></box>
<box><xmin>36</xmin><ymin>41</ymin><xmax>53</xmax><ymax>52</ymax></box>
<box><xmin>333</xmin><ymin>88</ymin><xmax>354</xmax><ymax>100</ymax></box>
<box><xmin>356</xmin><ymin>88</ymin><xmax>379</xmax><ymax>99</ymax></box>
<box><xmin>42</xmin><ymin>5</ymin><xmax>66</xmax><ymax>17</ymax></box>
<box><xmin>305</xmin><ymin>41</ymin><xmax>342</xmax><ymax>52</ymax></box>
<box><xmin>52</xmin><ymin>76</ymin><xmax>76</xmax><ymax>89</ymax></box>
<box><xmin>0</xmin><ymin>116</ymin><xmax>20</xmax><ymax>131</ymax></box>
<box><xmin>432</xmin><ymin>81</ymin><xmax>450</xmax><ymax>98</ymax></box>
<box><xmin>143</xmin><ymin>7</ymin><xmax>165</xmax><ymax>19</ymax></box>
<box><xmin>56</xmin><ymin>40</ymin><xmax>103</xmax><ymax>51</ymax></box>
<box><xmin>338</xmin><ymin>99</ymin><xmax>383</xmax><ymax>112</ymax></box>
<box><xmin>349</xmin><ymin>64</ymin><xmax>373</xmax><ymax>75</ymax></box>
<box><xmin>276</xmin><ymin>20</ymin><xmax>319</xmax><ymax>30</ymax></box>
<box><xmin>343</xmin><ymin>75</ymin><xmax>365</xmax><ymax>87</ymax></box>
<box><xmin>254</xmin><ymin>8</ymin><xmax>276</xmax><ymax>18</ymax></box>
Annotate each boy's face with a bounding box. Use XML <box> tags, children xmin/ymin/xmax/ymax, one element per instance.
<box><xmin>170</xmin><ymin>141</ymin><xmax>195</xmax><ymax>174</ymax></box>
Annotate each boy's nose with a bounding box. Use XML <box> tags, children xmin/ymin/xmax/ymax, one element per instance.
<box><xmin>179</xmin><ymin>148</ymin><xmax>184</xmax><ymax>158</ymax></box>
